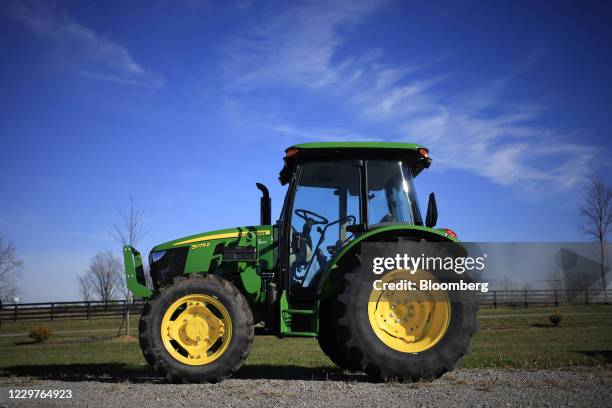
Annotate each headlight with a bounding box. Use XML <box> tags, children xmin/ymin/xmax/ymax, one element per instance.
<box><xmin>150</xmin><ymin>250</ymin><xmax>167</xmax><ymax>264</ymax></box>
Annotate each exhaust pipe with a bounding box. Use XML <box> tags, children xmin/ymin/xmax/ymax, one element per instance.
<box><xmin>256</xmin><ymin>183</ymin><xmax>271</xmax><ymax>225</ymax></box>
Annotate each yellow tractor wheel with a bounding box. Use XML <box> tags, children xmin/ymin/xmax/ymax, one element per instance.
<box><xmin>160</xmin><ymin>294</ymin><xmax>233</xmax><ymax>366</ymax></box>
<box><xmin>368</xmin><ymin>269</ymin><xmax>451</xmax><ymax>353</ymax></box>
<box><xmin>138</xmin><ymin>274</ymin><xmax>254</xmax><ymax>383</ymax></box>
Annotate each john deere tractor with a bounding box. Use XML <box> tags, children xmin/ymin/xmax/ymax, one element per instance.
<box><xmin>123</xmin><ymin>142</ymin><xmax>478</xmax><ymax>383</ymax></box>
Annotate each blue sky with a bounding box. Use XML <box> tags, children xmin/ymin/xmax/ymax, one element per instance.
<box><xmin>0</xmin><ymin>0</ymin><xmax>610</xmax><ymax>301</ymax></box>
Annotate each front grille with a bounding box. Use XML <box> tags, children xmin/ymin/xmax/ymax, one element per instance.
<box><xmin>135</xmin><ymin>263</ymin><xmax>147</xmax><ymax>286</ymax></box>
<box><xmin>149</xmin><ymin>247</ymin><xmax>189</xmax><ymax>290</ymax></box>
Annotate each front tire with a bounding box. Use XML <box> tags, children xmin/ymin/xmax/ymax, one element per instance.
<box><xmin>139</xmin><ymin>273</ymin><xmax>254</xmax><ymax>383</ymax></box>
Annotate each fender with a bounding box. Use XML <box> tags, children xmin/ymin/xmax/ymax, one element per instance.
<box><xmin>316</xmin><ymin>225</ymin><xmax>462</xmax><ymax>301</ymax></box>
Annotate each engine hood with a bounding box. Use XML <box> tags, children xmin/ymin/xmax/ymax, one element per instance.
<box><xmin>151</xmin><ymin>225</ymin><xmax>271</xmax><ymax>252</ymax></box>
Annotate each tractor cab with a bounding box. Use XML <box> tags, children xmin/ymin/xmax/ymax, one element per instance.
<box><xmin>272</xmin><ymin>143</ymin><xmax>432</xmax><ymax>306</ymax></box>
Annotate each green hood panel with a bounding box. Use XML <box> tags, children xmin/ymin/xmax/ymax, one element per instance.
<box><xmin>153</xmin><ymin>226</ymin><xmax>270</xmax><ymax>251</ymax></box>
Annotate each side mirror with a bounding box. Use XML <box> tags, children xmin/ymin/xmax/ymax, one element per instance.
<box><xmin>425</xmin><ymin>192</ymin><xmax>438</xmax><ymax>228</ymax></box>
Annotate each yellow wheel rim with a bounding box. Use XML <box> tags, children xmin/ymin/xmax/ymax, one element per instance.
<box><xmin>368</xmin><ymin>269</ymin><xmax>451</xmax><ymax>353</ymax></box>
<box><xmin>161</xmin><ymin>294</ymin><xmax>232</xmax><ymax>365</ymax></box>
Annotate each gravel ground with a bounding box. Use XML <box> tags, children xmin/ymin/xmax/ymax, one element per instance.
<box><xmin>1</xmin><ymin>366</ymin><xmax>610</xmax><ymax>408</ymax></box>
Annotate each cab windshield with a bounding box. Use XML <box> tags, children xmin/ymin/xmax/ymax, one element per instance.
<box><xmin>367</xmin><ymin>160</ymin><xmax>422</xmax><ymax>226</ymax></box>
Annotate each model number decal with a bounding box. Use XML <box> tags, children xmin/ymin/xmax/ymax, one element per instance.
<box><xmin>191</xmin><ymin>242</ymin><xmax>211</xmax><ymax>249</ymax></box>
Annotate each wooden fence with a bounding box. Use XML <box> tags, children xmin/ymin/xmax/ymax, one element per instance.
<box><xmin>0</xmin><ymin>289</ymin><xmax>610</xmax><ymax>325</ymax></box>
<box><xmin>0</xmin><ymin>300</ymin><xmax>145</xmax><ymax>326</ymax></box>
<box><xmin>477</xmin><ymin>289</ymin><xmax>611</xmax><ymax>308</ymax></box>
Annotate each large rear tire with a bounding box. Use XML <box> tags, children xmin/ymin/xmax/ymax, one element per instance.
<box><xmin>317</xmin><ymin>300</ymin><xmax>360</xmax><ymax>372</ymax></box>
<box><xmin>334</xmin><ymin>241</ymin><xmax>479</xmax><ymax>382</ymax></box>
<box><xmin>139</xmin><ymin>273</ymin><xmax>254</xmax><ymax>383</ymax></box>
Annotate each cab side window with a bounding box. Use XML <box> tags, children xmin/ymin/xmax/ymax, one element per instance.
<box><xmin>289</xmin><ymin>161</ymin><xmax>360</xmax><ymax>290</ymax></box>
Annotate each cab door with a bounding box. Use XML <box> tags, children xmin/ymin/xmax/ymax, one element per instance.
<box><xmin>285</xmin><ymin>160</ymin><xmax>362</xmax><ymax>299</ymax></box>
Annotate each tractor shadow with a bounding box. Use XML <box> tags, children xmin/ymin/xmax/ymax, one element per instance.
<box><xmin>0</xmin><ymin>364</ymin><xmax>367</xmax><ymax>383</ymax></box>
<box><xmin>0</xmin><ymin>364</ymin><xmax>157</xmax><ymax>383</ymax></box>
<box><xmin>574</xmin><ymin>350</ymin><xmax>612</xmax><ymax>363</ymax></box>
<box><xmin>234</xmin><ymin>364</ymin><xmax>367</xmax><ymax>381</ymax></box>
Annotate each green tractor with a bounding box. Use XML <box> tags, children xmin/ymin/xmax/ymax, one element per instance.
<box><xmin>123</xmin><ymin>142</ymin><xmax>478</xmax><ymax>382</ymax></box>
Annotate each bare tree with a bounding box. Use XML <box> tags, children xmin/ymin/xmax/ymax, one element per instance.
<box><xmin>109</xmin><ymin>197</ymin><xmax>148</xmax><ymax>299</ymax></box>
<box><xmin>109</xmin><ymin>196</ymin><xmax>147</xmax><ymax>247</ymax></box>
<box><xmin>76</xmin><ymin>273</ymin><xmax>93</xmax><ymax>302</ymax></box>
<box><xmin>579</xmin><ymin>176</ymin><xmax>612</xmax><ymax>301</ymax></box>
<box><xmin>85</xmin><ymin>251</ymin><xmax>123</xmax><ymax>303</ymax></box>
<box><xmin>0</xmin><ymin>238</ymin><xmax>22</xmax><ymax>302</ymax></box>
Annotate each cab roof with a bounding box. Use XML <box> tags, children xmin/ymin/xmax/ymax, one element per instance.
<box><xmin>279</xmin><ymin>141</ymin><xmax>431</xmax><ymax>185</ymax></box>
<box><xmin>292</xmin><ymin>141</ymin><xmax>425</xmax><ymax>151</ymax></box>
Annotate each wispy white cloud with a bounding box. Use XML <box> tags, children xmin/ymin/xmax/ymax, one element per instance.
<box><xmin>269</xmin><ymin>125</ymin><xmax>381</xmax><ymax>142</ymax></box>
<box><xmin>77</xmin><ymin>72</ymin><xmax>161</xmax><ymax>87</ymax></box>
<box><xmin>220</xmin><ymin>2</ymin><xmax>600</xmax><ymax>192</ymax></box>
<box><xmin>221</xmin><ymin>0</ymin><xmax>389</xmax><ymax>90</ymax></box>
<box><xmin>3</xmin><ymin>0</ymin><xmax>163</xmax><ymax>88</ymax></box>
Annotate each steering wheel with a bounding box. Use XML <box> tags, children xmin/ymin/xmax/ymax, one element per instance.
<box><xmin>294</xmin><ymin>209</ymin><xmax>329</xmax><ymax>225</ymax></box>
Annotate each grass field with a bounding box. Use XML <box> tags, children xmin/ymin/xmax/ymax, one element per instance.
<box><xmin>0</xmin><ymin>305</ymin><xmax>610</xmax><ymax>381</ymax></box>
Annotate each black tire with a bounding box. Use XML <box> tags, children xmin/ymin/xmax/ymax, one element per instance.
<box><xmin>334</xmin><ymin>240</ymin><xmax>479</xmax><ymax>382</ymax></box>
<box><xmin>139</xmin><ymin>301</ymin><xmax>165</xmax><ymax>375</ymax></box>
<box><xmin>139</xmin><ymin>273</ymin><xmax>254</xmax><ymax>383</ymax></box>
<box><xmin>317</xmin><ymin>300</ymin><xmax>361</xmax><ymax>372</ymax></box>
